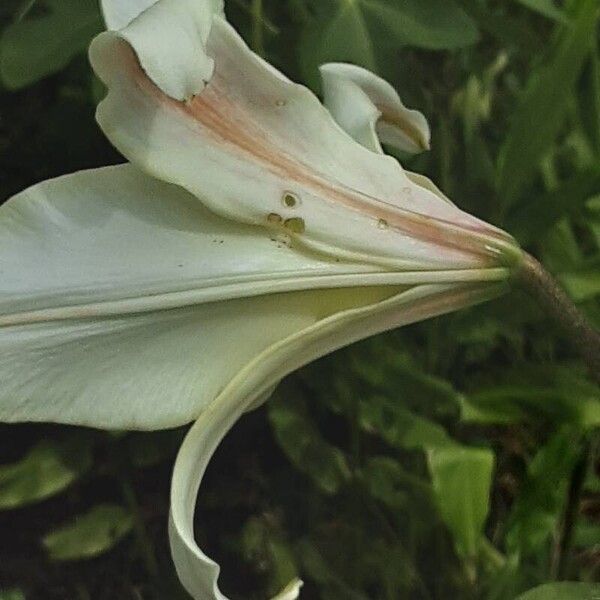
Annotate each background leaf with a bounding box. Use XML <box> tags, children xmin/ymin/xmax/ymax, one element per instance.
<box><xmin>506</xmin><ymin>427</ymin><xmax>584</xmax><ymax>556</ymax></box>
<box><xmin>268</xmin><ymin>389</ymin><xmax>351</xmax><ymax>495</ymax></box>
<box><xmin>0</xmin><ymin>436</ymin><xmax>92</xmax><ymax>510</ymax></box>
<box><xmin>298</xmin><ymin>0</ymin><xmax>478</xmax><ymax>81</ymax></box>
<box><xmin>514</xmin><ymin>0</ymin><xmax>567</xmax><ymax>22</ymax></box>
<box><xmin>515</xmin><ymin>582</ymin><xmax>600</xmax><ymax>600</ymax></box>
<box><xmin>42</xmin><ymin>504</ymin><xmax>134</xmax><ymax>561</ymax></box>
<box><xmin>428</xmin><ymin>446</ymin><xmax>494</xmax><ymax>559</ymax></box>
<box><xmin>0</xmin><ymin>0</ymin><xmax>103</xmax><ymax>89</ymax></box>
<box><xmin>0</xmin><ymin>591</ymin><xmax>25</xmax><ymax>600</ymax></box>
<box><xmin>497</xmin><ymin>0</ymin><xmax>598</xmax><ymax>212</ymax></box>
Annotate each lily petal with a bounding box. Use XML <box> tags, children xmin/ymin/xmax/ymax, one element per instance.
<box><xmin>90</xmin><ymin>0</ymin><xmax>520</xmax><ymax>273</ymax></box>
<box><xmin>102</xmin><ymin>0</ymin><xmax>224</xmax><ymax>101</ymax></box>
<box><xmin>169</xmin><ymin>281</ymin><xmax>505</xmax><ymax>600</ymax></box>
<box><xmin>319</xmin><ymin>62</ymin><xmax>431</xmax><ymax>154</ymax></box>
<box><xmin>101</xmin><ymin>0</ymin><xmax>225</xmax><ymax>31</ymax></box>
<box><xmin>1</xmin><ymin>164</ymin><xmax>430</xmax><ymax>429</ymax></box>
<box><xmin>0</xmin><ymin>166</ymin><xmax>508</xmax><ymax>429</ymax></box>
<box><xmin>101</xmin><ymin>0</ymin><xmax>160</xmax><ymax>30</ymax></box>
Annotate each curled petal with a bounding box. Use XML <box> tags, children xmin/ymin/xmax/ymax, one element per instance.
<box><xmin>320</xmin><ymin>62</ymin><xmax>431</xmax><ymax>154</ymax></box>
<box><xmin>90</xmin><ymin>0</ymin><xmax>520</xmax><ymax>273</ymax></box>
<box><xmin>103</xmin><ymin>0</ymin><xmax>224</xmax><ymax>101</ymax></box>
<box><xmin>169</xmin><ymin>282</ymin><xmax>505</xmax><ymax>600</ymax></box>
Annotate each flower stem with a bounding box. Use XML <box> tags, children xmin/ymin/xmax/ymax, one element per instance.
<box><xmin>516</xmin><ymin>253</ymin><xmax>600</xmax><ymax>384</ymax></box>
<box><xmin>251</xmin><ymin>0</ymin><xmax>265</xmax><ymax>56</ymax></box>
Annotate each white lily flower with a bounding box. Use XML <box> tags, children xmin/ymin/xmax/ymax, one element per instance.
<box><xmin>0</xmin><ymin>0</ymin><xmax>523</xmax><ymax>598</ymax></box>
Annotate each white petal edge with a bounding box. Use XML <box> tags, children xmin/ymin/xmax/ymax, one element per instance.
<box><xmin>320</xmin><ymin>63</ymin><xmax>431</xmax><ymax>155</ymax></box>
<box><xmin>100</xmin><ymin>0</ymin><xmax>160</xmax><ymax>30</ymax></box>
<box><xmin>104</xmin><ymin>0</ymin><xmax>224</xmax><ymax>100</ymax></box>
<box><xmin>169</xmin><ymin>281</ymin><xmax>505</xmax><ymax>599</ymax></box>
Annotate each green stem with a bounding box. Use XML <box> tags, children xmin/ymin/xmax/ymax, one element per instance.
<box><xmin>516</xmin><ymin>253</ymin><xmax>600</xmax><ymax>385</ymax></box>
<box><xmin>251</xmin><ymin>0</ymin><xmax>265</xmax><ymax>56</ymax></box>
<box><xmin>230</xmin><ymin>0</ymin><xmax>279</xmax><ymax>33</ymax></box>
<box><xmin>355</xmin><ymin>483</ymin><xmax>433</xmax><ymax>600</ymax></box>
<box><xmin>551</xmin><ymin>439</ymin><xmax>589</xmax><ymax>580</ymax></box>
<box><xmin>120</xmin><ymin>475</ymin><xmax>160</xmax><ymax>580</ymax></box>
<box><xmin>480</xmin><ymin>538</ymin><xmax>506</xmax><ymax>572</ymax></box>
<box><xmin>109</xmin><ymin>443</ymin><xmax>161</xmax><ymax>583</ymax></box>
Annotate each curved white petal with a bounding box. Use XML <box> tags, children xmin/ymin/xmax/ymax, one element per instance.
<box><xmin>320</xmin><ymin>67</ymin><xmax>383</xmax><ymax>154</ymax></box>
<box><xmin>320</xmin><ymin>63</ymin><xmax>431</xmax><ymax>155</ymax></box>
<box><xmin>0</xmin><ymin>165</ymin><xmax>410</xmax><ymax>430</ymax></box>
<box><xmin>101</xmin><ymin>0</ymin><xmax>225</xmax><ymax>32</ymax></box>
<box><xmin>101</xmin><ymin>0</ymin><xmax>159</xmax><ymax>30</ymax></box>
<box><xmin>0</xmin><ymin>166</ymin><xmax>507</xmax><ymax>429</ymax></box>
<box><xmin>90</xmin><ymin>0</ymin><xmax>519</xmax><ymax>273</ymax></box>
<box><xmin>104</xmin><ymin>0</ymin><xmax>223</xmax><ymax>100</ymax></box>
<box><xmin>169</xmin><ymin>281</ymin><xmax>504</xmax><ymax>600</ymax></box>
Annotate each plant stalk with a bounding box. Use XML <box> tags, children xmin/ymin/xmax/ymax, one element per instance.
<box><xmin>516</xmin><ymin>253</ymin><xmax>600</xmax><ymax>385</ymax></box>
<box><xmin>550</xmin><ymin>439</ymin><xmax>589</xmax><ymax>580</ymax></box>
<box><xmin>251</xmin><ymin>0</ymin><xmax>265</xmax><ymax>56</ymax></box>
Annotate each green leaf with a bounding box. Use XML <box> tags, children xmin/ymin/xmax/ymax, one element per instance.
<box><xmin>352</xmin><ymin>0</ymin><xmax>479</xmax><ymax>50</ymax></box>
<box><xmin>560</xmin><ymin>265</ymin><xmax>600</xmax><ymax>301</ymax></box>
<box><xmin>461</xmin><ymin>365</ymin><xmax>600</xmax><ymax>428</ymax></box>
<box><xmin>574</xmin><ymin>522</ymin><xmax>600</xmax><ymax>548</ymax></box>
<box><xmin>0</xmin><ymin>436</ymin><xmax>92</xmax><ymax>510</ymax></box>
<box><xmin>126</xmin><ymin>429</ymin><xmax>185</xmax><ymax>469</ymax></box>
<box><xmin>241</xmin><ymin>516</ymin><xmax>299</xmax><ymax>597</ymax></box>
<box><xmin>428</xmin><ymin>446</ymin><xmax>494</xmax><ymax>558</ymax></box>
<box><xmin>359</xmin><ymin>396</ymin><xmax>456</xmax><ymax>451</ymax></box>
<box><xmin>361</xmin><ymin>456</ymin><xmax>434</xmax><ymax>512</ymax></box>
<box><xmin>268</xmin><ymin>390</ymin><xmax>351</xmax><ymax>495</ymax></box>
<box><xmin>515</xmin><ymin>582</ymin><xmax>600</xmax><ymax>600</ymax></box>
<box><xmin>506</xmin><ymin>427</ymin><xmax>583</xmax><ymax>555</ymax></box>
<box><xmin>299</xmin><ymin>0</ymin><xmax>377</xmax><ymax>78</ymax></box>
<box><xmin>42</xmin><ymin>504</ymin><xmax>134</xmax><ymax>561</ymax></box>
<box><xmin>514</xmin><ymin>0</ymin><xmax>568</xmax><ymax>22</ymax></box>
<box><xmin>296</xmin><ymin>540</ymin><xmax>370</xmax><ymax>600</ymax></box>
<box><xmin>0</xmin><ymin>0</ymin><xmax>103</xmax><ymax>89</ymax></box>
<box><xmin>348</xmin><ymin>345</ymin><xmax>462</xmax><ymax>420</ymax></box>
<box><xmin>578</xmin><ymin>36</ymin><xmax>600</xmax><ymax>156</ymax></box>
<box><xmin>0</xmin><ymin>590</ymin><xmax>25</xmax><ymax>600</ymax></box>
<box><xmin>497</xmin><ymin>0</ymin><xmax>598</xmax><ymax>212</ymax></box>
<box><xmin>506</xmin><ymin>169</ymin><xmax>600</xmax><ymax>244</ymax></box>
<box><xmin>298</xmin><ymin>0</ymin><xmax>478</xmax><ymax>81</ymax></box>
<box><xmin>455</xmin><ymin>0</ymin><xmax>542</xmax><ymax>53</ymax></box>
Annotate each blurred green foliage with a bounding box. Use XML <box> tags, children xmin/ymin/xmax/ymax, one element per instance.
<box><xmin>0</xmin><ymin>0</ymin><xmax>599</xmax><ymax>599</ymax></box>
